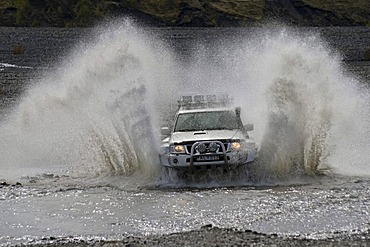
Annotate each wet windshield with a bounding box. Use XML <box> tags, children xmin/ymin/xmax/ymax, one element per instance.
<box><xmin>174</xmin><ymin>111</ymin><xmax>239</xmax><ymax>132</ymax></box>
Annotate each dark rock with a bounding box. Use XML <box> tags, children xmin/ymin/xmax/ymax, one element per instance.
<box><xmin>13</xmin><ymin>44</ymin><xmax>26</xmax><ymax>55</ymax></box>
<box><xmin>365</xmin><ymin>49</ymin><xmax>370</xmax><ymax>61</ymax></box>
<box><xmin>0</xmin><ymin>181</ymin><xmax>10</xmax><ymax>186</ymax></box>
<box><xmin>201</xmin><ymin>224</ymin><xmax>213</xmax><ymax>229</ymax></box>
<box><xmin>42</xmin><ymin>173</ymin><xmax>55</xmax><ymax>178</ymax></box>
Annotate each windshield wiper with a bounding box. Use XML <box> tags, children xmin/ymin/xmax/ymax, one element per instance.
<box><xmin>207</xmin><ymin>127</ymin><xmax>236</xmax><ymax>130</ymax></box>
<box><xmin>176</xmin><ymin>129</ymin><xmax>200</xmax><ymax>132</ymax></box>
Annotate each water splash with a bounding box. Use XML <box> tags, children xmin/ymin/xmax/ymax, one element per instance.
<box><xmin>231</xmin><ymin>29</ymin><xmax>370</xmax><ymax>178</ymax></box>
<box><xmin>0</xmin><ymin>22</ymin><xmax>369</xmax><ymax>184</ymax></box>
<box><xmin>0</xmin><ymin>20</ymin><xmax>176</xmax><ymax>181</ymax></box>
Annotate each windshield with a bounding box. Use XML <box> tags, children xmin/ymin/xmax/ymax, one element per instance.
<box><xmin>174</xmin><ymin>111</ymin><xmax>239</xmax><ymax>132</ymax></box>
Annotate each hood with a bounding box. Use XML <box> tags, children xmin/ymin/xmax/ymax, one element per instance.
<box><xmin>170</xmin><ymin>129</ymin><xmax>245</xmax><ymax>143</ymax></box>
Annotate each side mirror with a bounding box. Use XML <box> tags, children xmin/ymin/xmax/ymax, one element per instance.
<box><xmin>244</xmin><ymin>124</ymin><xmax>254</xmax><ymax>132</ymax></box>
<box><xmin>160</xmin><ymin>127</ymin><xmax>171</xmax><ymax>136</ymax></box>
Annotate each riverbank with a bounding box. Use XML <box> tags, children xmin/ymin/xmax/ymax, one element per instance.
<box><xmin>1</xmin><ymin>0</ymin><xmax>369</xmax><ymax>27</ymax></box>
<box><xmin>29</xmin><ymin>225</ymin><xmax>370</xmax><ymax>246</ymax></box>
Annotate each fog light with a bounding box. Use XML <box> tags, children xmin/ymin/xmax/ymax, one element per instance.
<box><xmin>173</xmin><ymin>158</ymin><xmax>178</xmax><ymax>164</ymax></box>
<box><xmin>209</xmin><ymin>142</ymin><xmax>219</xmax><ymax>152</ymax></box>
<box><xmin>197</xmin><ymin>143</ymin><xmax>207</xmax><ymax>153</ymax></box>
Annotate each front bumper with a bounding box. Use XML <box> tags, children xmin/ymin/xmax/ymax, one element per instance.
<box><xmin>160</xmin><ymin>140</ymin><xmax>257</xmax><ymax>170</ymax></box>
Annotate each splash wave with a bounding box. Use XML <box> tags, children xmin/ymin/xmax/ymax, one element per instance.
<box><xmin>0</xmin><ymin>23</ymin><xmax>369</xmax><ymax>183</ymax></box>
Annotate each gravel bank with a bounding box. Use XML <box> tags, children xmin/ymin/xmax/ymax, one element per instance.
<box><xmin>28</xmin><ymin>225</ymin><xmax>370</xmax><ymax>246</ymax></box>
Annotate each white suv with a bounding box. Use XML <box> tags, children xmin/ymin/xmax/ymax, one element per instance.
<box><xmin>159</xmin><ymin>94</ymin><xmax>258</xmax><ymax>171</ymax></box>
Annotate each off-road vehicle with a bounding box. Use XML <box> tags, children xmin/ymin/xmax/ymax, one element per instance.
<box><xmin>159</xmin><ymin>94</ymin><xmax>257</xmax><ymax>171</ymax></box>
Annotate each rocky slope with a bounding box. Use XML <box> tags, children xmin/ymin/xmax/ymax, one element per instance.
<box><xmin>0</xmin><ymin>0</ymin><xmax>369</xmax><ymax>27</ymax></box>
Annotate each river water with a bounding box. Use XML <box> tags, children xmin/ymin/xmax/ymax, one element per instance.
<box><xmin>0</xmin><ymin>21</ymin><xmax>370</xmax><ymax>245</ymax></box>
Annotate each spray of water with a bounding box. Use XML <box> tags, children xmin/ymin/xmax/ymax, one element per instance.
<box><xmin>247</xmin><ymin>30</ymin><xmax>370</xmax><ymax>178</ymax></box>
<box><xmin>231</xmin><ymin>29</ymin><xmax>370</xmax><ymax>179</ymax></box>
<box><xmin>0</xmin><ymin>21</ymin><xmax>369</xmax><ymax>185</ymax></box>
<box><xmin>0</xmin><ymin>20</ymin><xmax>178</xmax><ymax>181</ymax></box>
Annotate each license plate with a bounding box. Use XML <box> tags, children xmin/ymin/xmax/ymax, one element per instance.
<box><xmin>196</xmin><ymin>155</ymin><xmax>220</xmax><ymax>161</ymax></box>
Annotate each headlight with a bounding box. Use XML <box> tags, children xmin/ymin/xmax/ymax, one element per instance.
<box><xmin>231</xmin><ymin>141</ymin><xmax>241</xmax><ymax>151</ymax></box>
<box><xmin>231</xmin><ymin>140</ymin><xmax>248</xmax><ymax>151</ymax></box>
<box><xmin>170</xmin><ymin>144</ymin><xmax>186</xmax><ymax>154</ymax></box>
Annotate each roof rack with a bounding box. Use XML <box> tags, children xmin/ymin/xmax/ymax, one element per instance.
<box><xmin>178</xmin><ymin>93</ymin><xmax>234</xmax><ymax>110</ymax></box>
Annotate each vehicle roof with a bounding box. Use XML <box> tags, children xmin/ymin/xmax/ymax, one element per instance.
<box><xmin>177</xmin><ymin>107</ymin><xmax>236</xmax><ymax>114</ymax></box>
